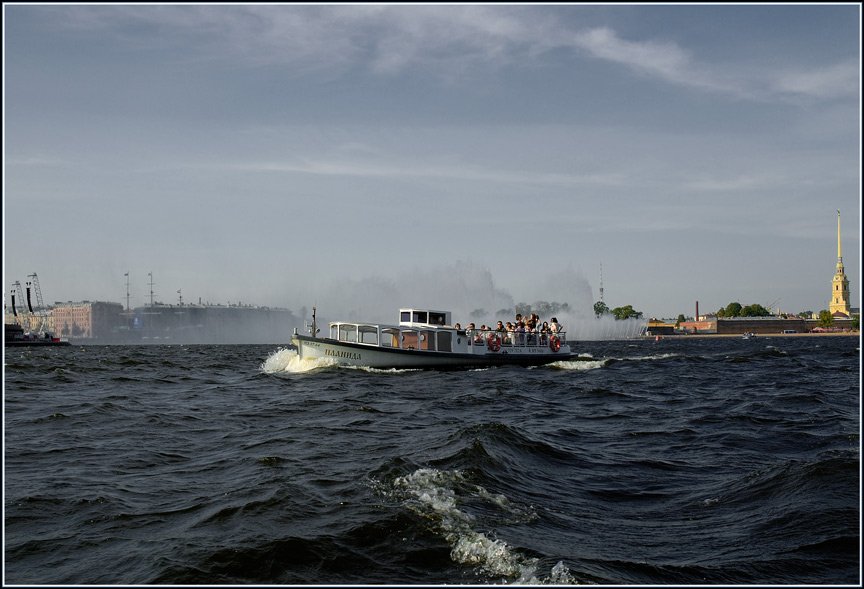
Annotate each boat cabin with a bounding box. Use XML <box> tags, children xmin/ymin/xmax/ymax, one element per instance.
<box><xmin>325</xmin><ymin>309</ymin><xmax>460</xmax><ymax>353</ymax></box>
<box><xmin>398</xmin><ymin>309</ymin><xmax>451</xmax><ymax>328</ymax></box>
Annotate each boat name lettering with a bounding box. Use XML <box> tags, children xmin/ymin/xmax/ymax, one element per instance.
<box><xmin>325</xmin><ymin>348</ymin><xmax>362</xmax><ymax>360</ymax></box>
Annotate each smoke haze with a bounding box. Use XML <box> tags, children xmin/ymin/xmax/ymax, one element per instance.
<box><xmin>289</xmin><ymin>261</ymin><xmax>646</xmax><ymax>341</ymax></box>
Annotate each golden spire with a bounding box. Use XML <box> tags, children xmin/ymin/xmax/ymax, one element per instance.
<box><xmin>837</xmin><ymin>209</ymin><xmax>842</xmax><ymax>261</ymax></box>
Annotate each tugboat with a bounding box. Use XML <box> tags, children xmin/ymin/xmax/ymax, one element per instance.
<box><xmin>291</xmin><ymin>307</ymin><xmax>574</xmax><ymax>370</ymax></box>
<box><xmin>4</xmin><ymin>323</ymin><xmax>71</xmax><ymax>347</ymax></box>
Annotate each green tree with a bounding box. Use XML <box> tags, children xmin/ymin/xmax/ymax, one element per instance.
<box><xmin>676</xmin><ymin>314</ymin><xmax>686</xmax><ymax>326</ymax></box>
<box><xmin>817</xmin><ymin>310</ymin><xmax>834</xmax><ymax>328</ymax></box>
<box><xmin>610</xmin><ymin>305</ymin><xmax>643</xmax><ymax>320</ymax></box>
<box><xmin>720</xmin><ymin>302</ymin><xmax>743</xmax><ymax>317</ymax></box>
<box><xmin>740</xmin><ymin>304</ymin><xmax>771</xmax><ymax>317</ymax></box>
<box><xmin>852</xmin><ymin>316</ymin><xmax>860</xmax><ymax>330</ymax></box>
<box><xmin>594</xmin><ymin>301</ymin><xmax>609</xmax><ymax>317</ymax></box>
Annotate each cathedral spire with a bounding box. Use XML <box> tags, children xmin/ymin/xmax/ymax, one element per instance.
<box><xmin>830</xmin><ymin>209</ymin><xmax>850</xmax><ymax>317</ymax></box>
<box><xmin>837</xmin><ymin>209</ymin><xmax>842</xmax><ymax>262</ymax></box>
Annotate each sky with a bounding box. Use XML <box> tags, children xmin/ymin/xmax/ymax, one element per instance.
<box><xmin>3</xmin><ymin>3</ymin><xmax>861</xmax><ymax>322</ymax></box>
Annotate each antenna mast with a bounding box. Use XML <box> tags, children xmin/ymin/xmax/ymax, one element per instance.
<box><xmin>125</xmin><ymin>272</ymin><xmax>130</xmax><ymax>311</ymax></box>
<box><xmin>148</xmin><ymin>272</ymin><xmax>155</xmax><ymax>307</ymax></box>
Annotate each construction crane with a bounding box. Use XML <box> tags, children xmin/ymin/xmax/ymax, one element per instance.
<box><xmin>27</xmin><ymin>273</ymin><xmax>46</xmax><ymax>312</ymax></box>
<box><xmin>764</xmin><ymin>298</ymin><xmax>782</xmax><ymax>316</ymax></box>
<box><xmin>26</xmin><ymin>273</ymin><xmax>49</xmax><ymax>333</ymax></box>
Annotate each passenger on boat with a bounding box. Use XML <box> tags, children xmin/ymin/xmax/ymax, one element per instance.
<box><xmin>550</xmin><ymin>318</ymin><xmax>563</xmax><ymax>333</ymax></box>
<box><xmin>515</xmin><ymin>321</ymin><xmax>526</xmax><ymax>345</ymax></box>
<box><xmin>540</xmin><ymin>321</ymin><xmax>551</xmax><ymax>344</ymax></box>
<box><xmin>467</xmin><ymin>323</ymin><xmax>486</xmax><ymax>344</ymax></box>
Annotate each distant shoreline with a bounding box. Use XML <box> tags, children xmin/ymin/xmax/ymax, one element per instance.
<box><xmin>650</xmin><ymin>332</ymin><xmax>860</xmax><ymax>339</ymax></box>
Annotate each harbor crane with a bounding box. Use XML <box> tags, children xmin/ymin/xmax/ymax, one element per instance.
<box><xmin>26</xmin><ymin>273</ymin><xmax>49</xmax><ymax>333</ymax></box>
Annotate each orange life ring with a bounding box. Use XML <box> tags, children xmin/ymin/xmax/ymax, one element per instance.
<box><xmin>487</xmin><ymin>333</ymin><xmax>502</xmax><ymax>352</ymax></box>
<box><xmin>549</xmin><ymin>335</ymin><xmax>561</xmax><ymax>352</ymax></box>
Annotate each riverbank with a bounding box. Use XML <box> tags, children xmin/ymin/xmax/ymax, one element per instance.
<box><xmin>651</xmin><ymin>331</ymin><xmax>860</xmax><ymax>339</ymax></box>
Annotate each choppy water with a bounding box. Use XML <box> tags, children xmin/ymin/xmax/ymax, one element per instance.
<box><xmin>3</xmin><ymin>336</ymin><xmax>860</xmax><ymax>585</ymax></box>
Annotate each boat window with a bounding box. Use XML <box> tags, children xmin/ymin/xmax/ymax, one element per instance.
<box><xmin>437</xmin><ymin>331</ymin><xmax>452</xmax><ymax>352</ymax></box>
<box><xmin>338</xmin><ymin>324</ymin><xmax>357</xmax><ymax>343</ymax></box>
<box><xmin>381</xmin><ymin>328</ymin><xmax>399</xmax><ymax>348</ymax></box>
<box><xmin>412</xmin><ymin>311</ymin><xmax>428</xmax><ymax>324</ymax></box>
<box><xmin>358</xmin><ymin>325</ymin><xmax>379</xmax><ymax>345</ymax></box>
<box><xmin>401</xmin><ymin>330</ymin><xmax>418</xmax><ymax>350</ymax></box>
<box><xmin>401</xmin><ymin>311</ymin><xmax>411</xmax><ymax>323</ymax></box>
<box><xmin>429</xmin><ymin>312</ymin><xmax>446</xmax><ymax>326</ymax></box>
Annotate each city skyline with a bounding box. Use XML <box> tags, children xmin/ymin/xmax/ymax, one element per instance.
<box><xmin>4</xmin><ymin>4</ymin><xmax>861</xmax><ymax>319</ymax></box>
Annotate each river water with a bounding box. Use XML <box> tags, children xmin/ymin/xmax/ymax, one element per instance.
<box><xmin>3</xmin><ymin>336</ymin><xmax>860</xmax><ymax>585</ymax></box>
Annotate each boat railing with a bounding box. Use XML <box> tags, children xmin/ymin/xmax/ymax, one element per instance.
<box><xmin>327</xmin><ymin>322</ymin><xmax>566</xmax><ymax>352</ymax></box>
<box><xmin>465</xmin><ymin>329</ymin><xmax>566</xmax><ymax>348</ymax></box>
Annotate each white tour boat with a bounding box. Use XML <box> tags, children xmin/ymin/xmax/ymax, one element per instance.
<box><xmin>291</xmin><ymin>308</ymin><xmax>575</xmax><ymax>370</ymax></box>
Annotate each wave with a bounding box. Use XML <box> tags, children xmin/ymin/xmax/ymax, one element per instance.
<box><xmin>381</xmin><ymin>467</ymin><xmax>576</xmax><ymax>584</ymax></box>
<box><xmin>548</xmin><ymin>359</ymin><xmax>607</xmax><ymax>371</ymax></box>
<box><xmin>260</xmin><ymin>347</ymin><xmax>337</xmax><ymax>374</ymax></box>
<box><xmin>550</xmin><ymin>352</ymin><xmax>683</xmax><ymax>371</ymax></box>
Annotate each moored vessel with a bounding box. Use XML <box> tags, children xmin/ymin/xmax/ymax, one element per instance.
<box><xmin>4</xmin><ymin>323</ymin><xmax>71</xmax><ymax>347</ymax></box>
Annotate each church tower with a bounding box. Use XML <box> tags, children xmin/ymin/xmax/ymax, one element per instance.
<box><xmin>829</xmin><ymin>209</ymin><xmax>851</xmax><ymax>317</ymax></box>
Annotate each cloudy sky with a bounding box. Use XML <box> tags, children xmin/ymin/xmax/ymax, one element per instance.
<box><xmin>3</xmin><ymin>4</ymin><xmax>860</xmax><ymax>321</ymax></box>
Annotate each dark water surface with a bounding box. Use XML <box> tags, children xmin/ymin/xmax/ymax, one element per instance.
<box><xmin>4</xmin><ymin>336</ymin><xmax>860</xmax><ymax>585</ymax></box>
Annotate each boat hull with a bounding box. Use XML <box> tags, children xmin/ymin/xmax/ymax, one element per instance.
<box><xmin>5</xmin><ymin>340</ymin><xmax>72</xmax><ymax>347</ymax></box>
<box><xmin>291</xmin><ymin>334</ymin><xmax>573</xmax><ymax>369</ymax></box>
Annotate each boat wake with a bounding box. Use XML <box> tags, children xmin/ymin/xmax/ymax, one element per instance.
<box><xmin>260</xmin><ymin>348</ymin><xmax>339</xmax><ymax>374</ymax></box>
<box><xmin>549</xmin><ymin>358</ymin><xmax>608</xmax><ymax>371</ymax></box>
<box><xmin>377</xmin><ymin>467</ymin><xmax>576</xmax><ymax>584</ymax></box>
<box><xmin>261</xmin><ymin>348</ymin><xmax>419</xmax><ymax>375</ymax></box>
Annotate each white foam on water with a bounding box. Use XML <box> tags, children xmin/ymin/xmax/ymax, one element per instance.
<box><xmin>549</xmin><ymin>359</ymin><xmax>607</xmax><ymax>371</ymax></box>
<box><xmin>342</xmin><ymin>364</ymin><xmax>422</xmax><ymax>375</ymax></box>
<box><xmin>390</xmin><ymin>468</ymin><xmax>577</xmax><ymax>584</ymax></box>
<box><xmin>624</xmin><ymin>353</ymin><xmax>681</xmax><ymax>361</ymax></box>
<box><xmin>550</xmin><ymin>353</ymin><xmax>682</xmax><ymax>371</ymax></box>
<box><xmin>260</xmin><ymin>348</ymin><xmax>339</xmax><ymax>374</ymax></box>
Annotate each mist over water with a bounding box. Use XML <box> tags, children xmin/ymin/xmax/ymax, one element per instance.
<box><xmin>288</xmin><ymin>261</ymin><xmax>646</xmax><ymax>341</ymax></box>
